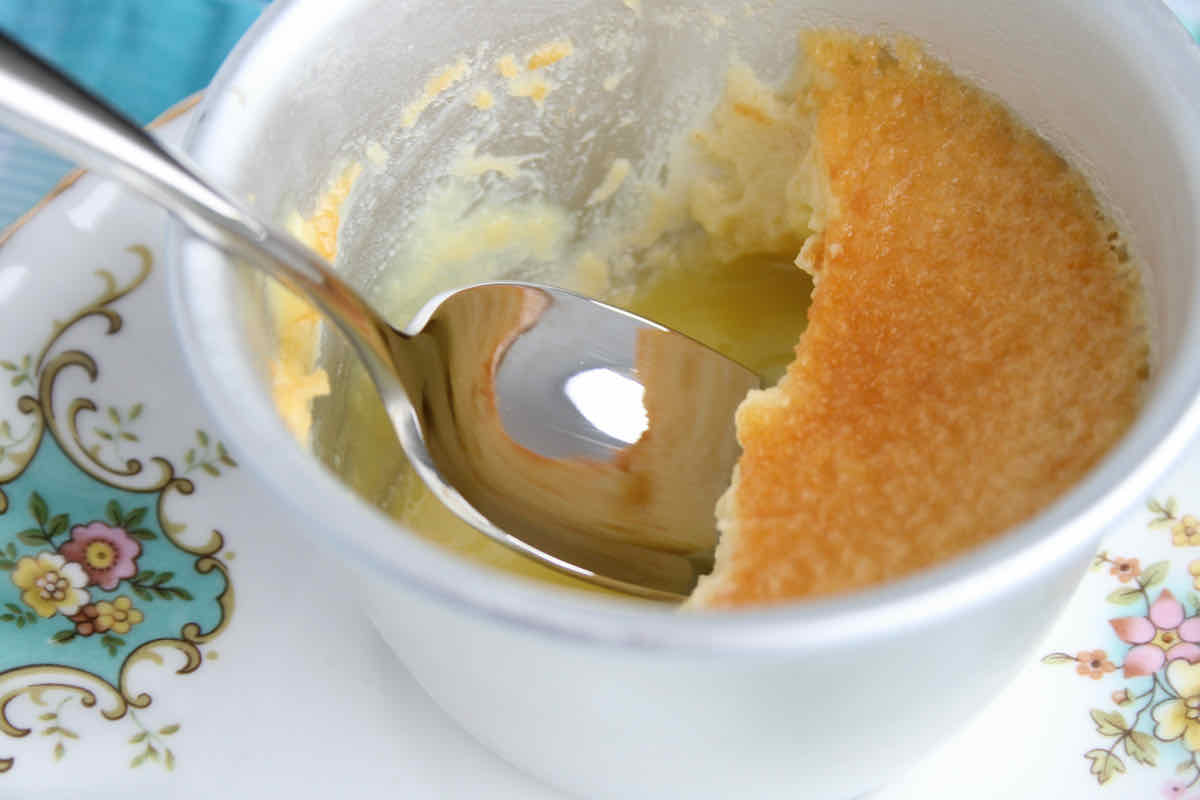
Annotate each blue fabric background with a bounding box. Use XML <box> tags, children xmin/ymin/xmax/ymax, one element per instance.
<box><xmin>0</xmin><ymin>0</ymin><xmax>266</xmax><ymax>124</ymax></box>
<box><xmin>0</xmin><ymin>0</ymin><xmax>267</xmax><ymax>226</ymax></box>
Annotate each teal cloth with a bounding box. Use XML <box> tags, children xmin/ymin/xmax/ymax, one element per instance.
<box><xmin>0</xmin><ymin>0</ymin><xmax>266</xmax><ymax>227</ymax></box>
<box><xmin>0</xmin><ymin>0</ymin><xmax>266</xmax><ymax>123</ymax></box>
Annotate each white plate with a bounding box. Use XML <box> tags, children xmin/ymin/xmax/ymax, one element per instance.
<box><xmin>0</xmin><ymin>103</ymin><xmax>1196</xmax><ymax>800</ymax></box>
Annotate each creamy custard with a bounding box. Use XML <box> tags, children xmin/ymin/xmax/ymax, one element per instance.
<box><xmin>626</xmin><ymin>253</ymin><xmax>812</xmax><ymax>387</ymax></box>
<box><xmin>692</xmin><ymin>33</ymin><xmax>1146</xmax><ymax>607</ymax></box>
<box><xmin>275</xmin><ymin>30</ymin><xmax>1146</xmax><ymax>608</ymax></box>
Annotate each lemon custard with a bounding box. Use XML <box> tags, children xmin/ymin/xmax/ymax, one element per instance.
<box><xmin>276</xmin><ymin>30</ymin><xmax>1147</xmax><ymax>609</ymax></box>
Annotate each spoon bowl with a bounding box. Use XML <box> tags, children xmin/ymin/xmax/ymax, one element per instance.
<box><xmin>0</xmin><ymin>32</ymin><xmax>757</xmax><ymax>600</ymax></box>
<box><xmin>396</xmin><ymin>281</ymin><xmax>757</xmax><ymax>599</ymax></box>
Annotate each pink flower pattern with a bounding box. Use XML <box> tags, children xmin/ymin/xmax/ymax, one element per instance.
<box><xmin>1163</xmin><ymin>779</ymin><xmax>1200</xmax><ymax>800</ymax></box>
<box><xmin>57</xmin><ymin>522</ymin><xmax>141</xmax><ymax>591</ymax></box>
<box><xmin>1046</xmin><ymin>521</ymin><xmax>1200</xmax><ymax>790</ymax></box>
<box><xmin>1111</xmin><ymin>590</ymin><xmax>1200</xmax><ymax>677</ymax></box>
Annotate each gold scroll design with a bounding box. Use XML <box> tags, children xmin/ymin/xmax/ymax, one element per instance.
<box><xmin>0</xmin><ymin>245</ymin><xmax>152</xmax><ymax>509</ymax></box>
<box><xmin>0</xmin><ymin>244</ymin><xmax>234</xmax><ymax>771</ymax></box>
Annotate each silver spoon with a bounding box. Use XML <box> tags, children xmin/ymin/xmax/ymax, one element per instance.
<box><xmin>0</xmin><ymin>33</ymin><xmax>759</xmax><ymax>602</ymax></box>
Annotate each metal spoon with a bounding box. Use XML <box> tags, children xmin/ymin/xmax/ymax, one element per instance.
<box><xmin>0</xmin><ymin>33</ymin><xmax>759</xmax><ymax>601</ymax></box>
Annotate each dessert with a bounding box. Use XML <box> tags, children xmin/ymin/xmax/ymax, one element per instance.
<box><xmin>689</xmin><ymin>33</ymin><xmax>1146</xmax><ymax>607</ymax></box>
<box><xmin>274</xmin><ymin>29</ymin><xmax>1147</xmax><ymax>608</ymax></box>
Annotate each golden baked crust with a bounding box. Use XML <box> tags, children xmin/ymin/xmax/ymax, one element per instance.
<box><xmin>690</xmin><ymin>33</ymin><xmax>1147</xmax><ymax>608</ymax></box>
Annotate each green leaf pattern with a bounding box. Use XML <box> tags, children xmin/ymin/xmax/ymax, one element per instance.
<box><xmin>182</xmin><ymin>429</ymin><xmax>237</xmax><ymax>477</ymax></box>
<box><xmin>0</xmin><ymin>354</ymin><xmax>31</xmax><ymax>389</ymax></box>
<box><xmin>89</xmin><ymin>405</ymin><xmax>145</xmax><ymax>459</ymax></box>
<box><xmin>1043</xmin><ymin>499</ymin><xmax>1200</xmax><ymax>790</ymax></box>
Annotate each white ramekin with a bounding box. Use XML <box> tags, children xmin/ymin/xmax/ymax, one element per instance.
<box><xmin>167</xmin><ymin>1</ymin><xmax>1200</xmax><ymax>796</ymax></box>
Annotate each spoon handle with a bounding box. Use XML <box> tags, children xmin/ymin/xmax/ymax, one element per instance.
<box><xmin>0</xmin><ymin>32</ymin><xmax>402</xmax><ymax>381</ymax></box>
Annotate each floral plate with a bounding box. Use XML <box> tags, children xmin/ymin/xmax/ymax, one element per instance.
<box><xmin>0</xmin><ymin>101</ymin><xmax>1197</xmax><ymax>800</ymax></box>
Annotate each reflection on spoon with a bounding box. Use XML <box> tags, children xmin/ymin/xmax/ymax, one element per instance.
<box><xmin>563</xmin><ymin>368</ymin><xmax>649</xmax><ymax>446</ymax></box>
<box><xmin>404</xmin><ymin>283</ymin><xmax>758</xmax><ymax>600</ymax></box>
